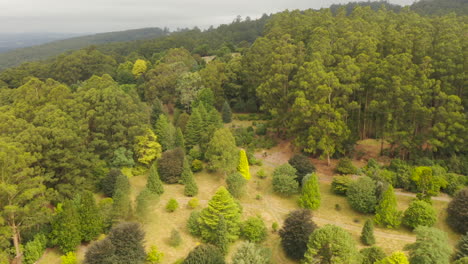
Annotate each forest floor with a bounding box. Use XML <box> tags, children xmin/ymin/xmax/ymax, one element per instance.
<box><xmin>38</xmin><ymin>133</ymin><xmax>459</xmax><ymax>264</ymax></box>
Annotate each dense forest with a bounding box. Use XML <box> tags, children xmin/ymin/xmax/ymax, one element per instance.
<box><xmin>0</xmin><ymin>0</ymin><xmax>467</xmax><ymax>263</ymax></box>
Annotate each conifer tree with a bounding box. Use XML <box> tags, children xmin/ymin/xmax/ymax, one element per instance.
<box><xmin>197</xmin><ymin>104</ymin><xmax>208</xmax><ymax>127</ymax></box>
<box><xmin>361</xmin><ymin>219</ymin><xmax>376</xmax><ymax>245</ymax></box>
<box><xmin>198</xmin><ymin>187</ymin><xmax>242</xmax><ymax>242</ymax></box>
<box><xmin>454</xmin><ymin>233</ymin><xmax>468</xmax><ymax>261</ymax></box>
<box><xmin>227</xmin><ymin>172</ymin><xmax>247</xmax><ymax>198</ymax></box>
<box><xmin>183</xmin><ymin>157</ymin><xmax>198</xmax><ymax>197</ymax></box>
<box><xmin>135</xmin><ymin>188</ymin><xmax>157</xmax><ymax>221</ymax></box>
<box><xmin>208</xmin><ymin>109</ymin><xmax>223</xmax><ymax>128</ymax></box>
<box><xmin>232</xmin><ymin>242</ymin><xmax>271</xmax><ymax>264</ymax></box>
<box><xmin>298</xmin><ymin>173</ymin><xmax>321</xmax><ymax>210</ymax></box>
<box><xmin>134</xmin><ymin>128</ymin><xmax>162</xmax><ymax>166</ymax></box>
<box><xmin>374</xmin><ymin>185</ymin><xmax>402</xmax><ymax>228</ymax></box>
<box><xmin>214</xmin><ymin>215</ymin><xmax>229</xmax><ymax>254</ymax></box>
<box><xmin>50</xmin><ymin>201</ymin><xmax>81</xmax><ymax>253</ymax></box>
<box><xmin>146</xmin><ymin>162</ymin><xmax>164</xmax><ymax>195</ymax></box>
<box><xmin>174</xmin><ymin>127</ymin><xmax>185</xmax><ymax>149</ymax></box>
<box><xmin>205</xmin><ymin>128</ymin><xmax>239</xmax><ymax>173</ymax></box>
<box><xmin>155</xmin><ymin>114</ymin><xmax>171</xmax><ymax>151</ymax></box>
<box><xmin>78</xmin><ymin>191</ymin><xmax>103</xmax><ymax>242</ymax></box>
<box><xmin>112</xmin><ymin>173</ymin><xmax>132</xmax><ymax>220</ymax></box>
<box><xmin>185</xmin><ymin>108</ymin><xmax>203</xmax><ymax>149</ymax></box>
<box><xmin>237</xmin><ymin>149</ymin><xmax>251</xmax><ymax>180</ymax></box>
<box><xmin>222</xmin><ymin>101</ymin><xmax>232</xmax><ymax>123</ymax></box>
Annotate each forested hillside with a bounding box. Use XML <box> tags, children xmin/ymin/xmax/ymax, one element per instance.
<box><xmin>0</xmin><ymin>2</ymin><xmax>467</xmax><ymax>264</ymax></box>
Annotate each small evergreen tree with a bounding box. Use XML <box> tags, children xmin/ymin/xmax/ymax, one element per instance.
<box><xmin>158</xmin><ymin>148</ymin><xmax>185</xmax><ymax>184</ymax></box>
<box><xmin>331</xmin><ymin>175</ymin><xmax>353</xmax><ymax>195</ymax></box>
<box><xmin>346</xmin><ymin>176</ymin><xmax>377</xmax><ymax>213</ymax></box>
<box><xmin>272</xmin><ymin>164</ymin><xmax>299</xmax><ymax>196</ymax></box>
<box><xmin>135</xmin><ymin>188</ymin><xmax>158</xmax><ymax>221</ymax></box>
<box><xmin>78</xmin><ymin>191</ymin><xmax>103</xmax><ymax>242</ymax></box>
<box><xmin>405</xmin><ymin>226</ymin><xmax>451</xmax><ymax>264</ymax></box>
<box><xmin>222</xmin><ymin>101</ymin><xmax>232</xmax><ymax>123</ymax></box>
<box><xmin>155</xmin><ymin>114</ymin><xmax>174</xmax><ymax>151</ymax></box>
<box><xmin>447</xmin><ymin>188</ymin><xmax>468</xmax><ymax>234</ymax></box>
<box><xmin>198</xmin><ymin>187</ymin><xmax>242</xmax><ymax>242</ymax></box>
<box><xmin>361</xmin><ymin>219</ymin><xmax>376</xmax><ymax>245</ymax></box>
<box><xmin>183</xmin><ymin>157</ymin><xmax>198</xmax><ymax>196</ymax></box>
<box><xmin>241</xmin><ymin>216</ymin><xmax>268</xmax><ymax>243</ymax></box>
<box><xmin>237</xmin><ymin>149</ymin><xmax>251</xmax><ymax>180</ymax></box>
<box><xmin>205</xmin><ymin>128</ymin><xmax>239</xmax><ymax>174</ymax></box>
<box><xmin>279</xmin><ymin>209</ymin><xmax>317</xmax><ymax>260</ymax></box>
<box><xmin>335</xmin><ymin>158</ymin><xmax>358</xmax><ymax>174</ymax></box>
<box><xmin>185</xmin><ymin>108</ymin><xmax>203</xmax><ymax>149</ymax></box>
<box><xmin>112</xmin><ymin>172</ymin><xmax>132</xmax><ymax>220</ymax></box>
<box><xmin>454</xmin><ymin>233</ymin><xmax>468</xmax><ymax>261</ymax></box>
<box><xmin>298</xmin><ymin>173</ymin><xmax>321</xmax><ymax>210</ymax></box>
<box><xmin>166</xmin><ymin>198</ymin><xmax>179</xmax><ymax>212</ymax></box>
<box><xmin>50</xmin><ymin>201</ymin><xmax>81</xmax><ymax>253</ymax></box>
<box><xmin>23</xmin><ymin>234</ymin><xmax>47</xmax><ymax>264</ymax></box>
<box><xmin>214</xmin><ymin>215</ymin><xmax>229</xmax><ymax>254</ymax></box>
<box><xmin>169</xmin><ymin>229</ymin><xmax>182</xmax><ymax>247</ymax></box>
<box><xmin>111</xmin><ymin>147</ymin><xmax>135</xmax><ymax>168</ymax></box>
<box><xmin>360</xmin><ymin>246</ymin><xmax>386</xmax><ymax>264</ymax></box>
<box><xmin>184</xmin><ymin>244</ymin><xmax>225</xmax><ymax>264</ymax></box>
<box><xmin>403</xmin><ymin>200</ymin><xmax>437</xmax><ymax>229</ymax></box>
<box><xmin>146</xmin><ymin>245</ymin><xmax>164</xmax><ymax>264</ymax></box>
<box><xmin>226</xmin><ymin>172</ymin><xmax>247</xmax><ymax>198</ymax></box>
<box><xmin>187</xmin><ymin>211</ymin><xmax>201</xmax><ymax>237</ymax></box>
<box><xmin>98</xmin><ymin>198</ymin><xmax>114</xmax><ymax>232</ymax></box>
<box><xmin>147</xmin><ymin>162</ymin><xmax>164</xmax><ymax>195</ymax></box>
<box><xmin>232</xmin><ymin>242</ymin><xmax>271</xmax><ymax>264</ymax></box>
<box><xmin>288</xmin><ymin>154</ymin><xmax>315</xmax><ymax>184</ymax></box>
<box><xmin>84</xmin><ymin>238</ymin><xmax>116</xmax><ymax>264</ymax></box>
<box><xmin>174</xmin><ymin>127</ymin><xmax>185</xmax><ymax>149</ymax></box>
<box><xmin>107</xmin><ymin>222</ymin><xmax>146</xmax><ymax>264</ymax></box>
<box><xmin>61</xmin><ymin>252</ymin><xmax>77</xmax><ymax>264</ymax></box>
<box><xmin>101</xmin><ymin>168</ymin><xmax>122</xmax><ymax>197</ymax></box>
<box><xmin>374</xmin><ymin>185</ymin><xmax>402</xmax><ymax>228</ymax></box>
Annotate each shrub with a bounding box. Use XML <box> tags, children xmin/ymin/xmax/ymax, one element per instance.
<box><xmin>231</xmin><ymin>242</ymin><xmax>271</xmax><ymax>264</ymax></box>
<box><xmin>60</xmin><ymin>252</ymin><xmax>77</xmax><ymax>264</ymax></box>
<box><xmin>146</xmin><ymin>245</ymin><xmax>164</xmax><ymax>264</ymax></box>
<box><xmin>288</xmin><ymin>154</ymin><xmax>315</xmax><ymax>184</ymax></box>
<box><xmin>336</xmin><ymin>158</ymin><xmax>358</xmax><ymax>175</ymax></box>
<box><xmin>360</xmin><ymin>246</ymin><xmax>386</xmax><ymax>264</ymax></box>
<box><xmin>346</xmin><ymin>176</ymin><xmax>377</xmax><ymax>213</ymax></box>
<box><xmin>403</xmin><ymin>200</ymin><xmax>437</xmax><ymax>229</ymax></box>
<box><xmin>241</xmin><ymin>216</ymin><xmax>268</xmax><ymax>243</ymax></box>
<box><xmin>447</xmin><ymin>188</ymin><xmax>468</xmax><ymax>234</ymax></box>
<box><xmin>187</xmin><ymin>211</ymin><xmax>201</xmax><ymax>237</ymax></box>
<box><xmin>256</xmin><ymin>168</ymin><xmax>267</xmax><ymax>179</ymax></box>
<box><xmin>169</xmin><ymin>229</ymin><xmax>182</xmax><ymax>247</ymax></box>
<box><xmin>331</xmin><ymin>175</ymin><xmax>353</xmax><ymax>195</ymax></box>
<box><xmin>166</xmin><ymin>199</ymin><xmax>179</xmax><ymax>212</ymax></box>
<box><xmin>24</xmin><ymin>234</ymin><xmax>47</xmax><ymax>264</ymax></box>
<box><xmin>101</xmin><ymin>168</ymin><xmax>122</xmax><ymax>197</ymax></box>
<box><xmin>279</xmin><ymin>209</ymin><xmax>317</xmax><ymax>260</ymax></box>
<box><xmin>272</xmin><ymin>164</ymin><xmax>299</xmax><ymax>196</ymax></box>
<box><xmin>183</xmin><ymin>244</ymin><xmax>225</xmax><ymax>264</ymax></box>
<box><xmin>227</xmin><ymin>172</ymin><xmax>247</xmax><ymax>198</ymax></box>
<box><xmin>191</xmin><ymin>159</ymin><xmax>203</xmax><ymax>172</ymax></box>
<box><xmin>360</xmin><ymin>219</ymin><xmax>375</xmax><ymax>245</ymax></box>
<box><xmin>158</xmin><ymin>148</ymin><xmax>185</xmax><ymax>184</ymax></box>
<box><xmin>298</xmin><ymin>173</ymin><xmax>321</xmax><ymax>210</ymax></box>
<box><xmin>188</xmin><ymin>198</ymin><xmax>200</xmax><ymax>209</ymax></box>
<box><xmin>272</xmin><ymin>222</ymin><xmax>279</xmax><ymax>232</ymax></box>
<box><xmin>255</xmin><ymin>123</ymin><xmax>267</xmax><ymax>135</ymax></box>
<box><xmin>189</xmin><ymin>146</ymin><xmax>202</xmax><ymax>160</ymax></box>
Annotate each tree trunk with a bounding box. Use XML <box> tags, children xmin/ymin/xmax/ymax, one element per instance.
<box><xmin>11</xmin><ymin>222</ymin><xmax>22</xmax><ymax>264</ymax></box>
<box><xmin>327</xmin><ymin>153</ymin><xmax>330</xmax><ymax>166</ymax></box>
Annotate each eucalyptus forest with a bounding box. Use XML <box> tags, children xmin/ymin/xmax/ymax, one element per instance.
<box><xmin>0</xmin><ymin>0</ymin><xmax>467</xmax><ymax>264</ymax></box>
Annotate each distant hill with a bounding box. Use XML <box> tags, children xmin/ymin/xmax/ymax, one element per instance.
<box><xmin>0</xmin><ymin>27</ymin><xmax>168</xmax><ymax>70</ymax></box>
<box><xmin>0</xmin><ymin>33</ymin><xmax>84</xmax><ymax>53</ymax></box>
<box><xmin>411</xmin><ymin>0</ymin><xmax>468</xmax><ymax>16</ymax></box>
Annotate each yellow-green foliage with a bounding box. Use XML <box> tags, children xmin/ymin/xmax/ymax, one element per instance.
<box><xmin>237</xmin><ymin>149</ymin><xmax>251</xmax><ymax>180</ymax></box>
<box><xmin>146</xmin><ymin>245</ymin><xmax>164</xmax><ymax>264</ymax></box>
<box><xmin>132</xmin><ymin>59</ymin><xmax>147</xmax><ymax>77</ymax></box>
<box><xmin>134</xmin><ymin>128</ymin><xmax>162</xmax><ymax>166</ymax></box>
<box><xmin>375</xmin><ymin>251</ymin><xmax>409</xmax><ymax>264</ymax></box>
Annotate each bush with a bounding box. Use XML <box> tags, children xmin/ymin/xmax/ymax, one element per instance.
<box><xmin>189</xmin><ymin>146</ymin><xmax>202</xmax><ymax>160</ymax></box>
<box><xmin>188</xmin><ymin>198</ymin><xmax>199</xmax><ymax>209</ymax></box>
<box><xmin>158</xmin><ymin>148</ymin><xmax>185</xmax><ymax>184</ymax></box>
<box><xmin>272</xmin><ymin>164</ymin><xmax>299</xmax><ymax>196</ymax></box>
<box><xmin>360</xmin><ymin>246</ymin><xmax>386</xmax><ymax>264</ymax></box>
<box><xmin>187</xmin><ymin>211</ymin><xmax>201</xmax><ymax>237</ymax></box>
<box><xmin>331</xmin><ymin>175</ymin><xmax>353</xmax><ymax>195</ymax></box>
<box><xmin>101</xmin><ymin>168</ymin><xmax>122</xmax><ymax>197</ymax></box>
<box><xmin>24</xmin><ymin>234</ymin><xmax>47</xmax><ymax>264</ymax></box>
<box><xmin>272</xmin><ymin>222</ymin><xmax>279</xmax><ymax>232</ymax></box>
<box><xmin>169</xmin><ymin>229</ymin><xmax>182</xmax><ymax>247</ymax></box>
<box><xmin>146</xmin><ymin>245</ymin><xmax>164</xmax><ymax>264</ymax></box>
<box><xmin>183</xmin><ymin>244</ymin><xmax>225</xmax><ymax>264</ymax></box>
<box><xmin>346</xmin><ymin>176</ymin><xmax>378</xmax><ymax>213</ymax></box>
<box><xmin>403</xmin><ymin>200</ymin><xmax>437</xmax><ymax>229</ymax></box>
<box><xmin>447</xmin><ymin>188</ymin><xmax>468</xmax><ymax>234</ymax></box>
<box><xmin>191</xmin><ymin>159</ymin><xmax>203</xmax><ymax>172</ymax></box>
<box><xmin>241</xmin><ymin>216</ymin><xmax>268</xmax><ymax>243</ymax></box>
<box><xmin>60</xmin><ymin>252</ymin><xmax>77</xmax><ymax>264</ymax></box>
<box><xmin>279</xmin><ymin>209</ymin><xmax>317</xmax><ymax>260</ymax></box>
<box><xmin>443</xmin><ymin>173</ymin><xmax>466</xmax><ymax>196</ymax></box>
<box><xmin>453</xmin><ymin>233</ymin><xmax>468</xmax><ymax>261</ymax></box>
<box><xmin>288</xmin><ymin>154</ymin><xmax>315</xmax><ymax>184</ymax></box>
<box><xmin>227</xmin><ymin>172</ymin><xmax>247</xmax><ymax>198</ymax></box>
<box><xmin>231</xmin><ymin>242</ymin><xmax>271</xmax><ymax>264</ymax></box>
<box><xmin>256</xmin><ymin>168</ymin><xmax>267</xmax><ymax>179</ymax></box>
<box><xmin>166</xmin><ymin>199</ymin><xmax>179</xmax><ymax>212</ymax></box>
<box><xmin>361</xmin><ymin>219</ymin><xmax>375</xmax><ymax>245</ymax></box>
<box><xmin>336</xmin><ymin>158</ymin><xmax>358</xmax><ymax>175</ymax></box>
<box><xmin>255</xmin><ymin>123</ymin><xmax>267</xmax><ymax>135</ymax></box>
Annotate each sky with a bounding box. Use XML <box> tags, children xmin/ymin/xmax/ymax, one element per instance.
<box><xmin>0</xmin><ymin>0</ymin><xmax>415</xmax><ymax>34</ymax></box>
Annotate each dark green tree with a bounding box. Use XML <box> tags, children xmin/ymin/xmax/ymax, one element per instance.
<box><xmin>78</xmin><ymin>191</ymin><xmax>103</xmax><ymax>242</ymax></box>
<box><xmin>147</xmin><ymin>162</ymin><xmax>164</xmax><ymax>195</ymax></box>
<box><xmin>360</xmin><ymin>219</ymin><xmax>375</xmax><ymax>245</ymax></box>
<box><xmin>107</xmin><ymin>222</ymin><xmax>146</xmax><ymax>264</ymax></box>
<box><xmin>50</xmin><ymin>201</ymin><xmax>81</xmax><ymax>253</ymax></box>
<box><xmin>222</xmin><ymin>101</ymin><xmax>232</xmax><ymax>123</ymax></box>
<box><xmin>174</xmin><ymin>127</ymin><xmax>185</xmax><ymax>149</ymax></box>
<box><xmin>185</xmin><ymin>108</ymin><xmax>203</xmax><ymax>149</ymax></box>
<box><xmin>182</xmin><ymin>157</ymin><xmax>198</xmax><ymax>197</ymax></box>
<box><xmin>403</xmin><ymin>200</ymin><xmax>437</xmax><ymax>229</ymax></box>
<box><xmin>101</xmin><ymin>168</ymin><xmax>122</xmax><ymax>197</ymax></box>
<box><xmin>405</xmin><ymin>226</ymin><xmax>451</xmax><ymax>264</ymax></box>
<box><xmin>184</xmin><ymin>244</ymin><xmax>225</xmax><ymax>264</ymax></box>
<box><xmin>346</xmin><ymin>176</ymin><xmax>377</xmax><ymax>213</ymax></box>
<box><xmin>447</xmin><ymin>188</ymin><xmax>468</xmax><ymax>234</ymax></box>
<box><xmin>83</xmin><ymin>238</ymin><xmax>117</xmax><ymax>264</ymax></box>
<box><xmin>214</xmin><ymin>215</ymin><xmax>229</xmax><ymax>254</ymax></box>
<box><xmin>453</xmin><ymin>233</ymin><xmax>468</xmax><ymax>261</ymax></box>
<box><xmin>112</xmin><ymin>172</ymin><xmax>132</xmax><ymax>220</ymax></box>
<box><xmin>360</xmin><ymin>246</ymin><xmax>386</xmax><ymax>264</ymax></box>
<box><xmin>288</xmin><ymin>154</ymin><xmax>315</xmax><ymax>184</ymax></box>
<box><xmin>272</xmin><ymin>164</ymin><xmax>299</xmax><ymax>196</ymax></box>
<box><xmin>279</xmin><ymin>209</ymin><xmax>317</xmax><ymax>260</ymax></box>
<box><xmin>158</xmin><ymin>148</ymin><xmax>185</xmax><ymax>184</ymax></box>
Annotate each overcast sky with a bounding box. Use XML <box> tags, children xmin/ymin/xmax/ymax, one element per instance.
<box><xmin>0</xmin><ymin>0</ymin><xmax>415</xmax><ymax>34</ymax></box>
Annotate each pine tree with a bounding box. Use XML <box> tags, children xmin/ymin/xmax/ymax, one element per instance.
<box><xmin>214</xmin><ymin>215</ymin><xmax>229</xmax><ymax>254</ymax></box>
<box><xmin>185</xmin><ymin>108</ymin><xmax>203</xmax><ymax>149</ymax></box>
<box><xmin>197</xmin><ymin>104</ymin><xmax>209</xmax><ymax>127</ymax></box>
<box><xmin>298</xmin><ymin>173</ymin><xmax>321</xmax><ymax>210</ymax></box>
<box><xmin>237</xmin><ymin>149</ymin><xmax>251</xmax><ymax>180</ymax></box>
<box><xmin>50</xmin><ymin>201</ymin><xmax>81</xmax><ymax>253</ymax></box>
<box><xmin>78</xmin><ymin>191</ymin><xmax>103</xmax><ymax>242</ymax></box>
<box><xmin>147</xmin><ymin>162</ymin><xmax>164</xmax><ymax>195</ymax></box>
<box><xmin>112</xmin><ymin>173</ymin><xmax>132</xmax><ymax>220</ymax></box>
<box><xmin>361</xmin><ymin>219</ymin><xmax>376</xmax><ymax>245</ymax></box>
<box><xmin>198</xmin><ymin>187</ymin><xmax>242</xmax><ymax>243</ymax></box>
<box><xmin>208</xmin><ymin>109</ymin><xmax>223</xmax><ymax>128</ymax></box>
<box><xmin>454</xmin><ymin>233</ymin><xmax>468</xmax><ymax>261</ymax></box>
<box><xmin>184</xmin><ymin>244</ymin><xmax>225</xmax><ymax>264</ymax></box>
<box><xmin>374</xmin><ymin>185</ymin><xmax>402</xmax><ymax>228</ymax></box>
<box><xmin>183</xmin><ymin>157</ymin><xmax>198</xmax><ymax>197</ymax></box>
<box><xmin>174</xmin><ymin>127</ymin><xmax>185</xmax><ymax>149</ymax></box>
<box><xmin>222</xmin><ymin>101</ymin><xmax>232</xmax><ymax>123</ymax></box>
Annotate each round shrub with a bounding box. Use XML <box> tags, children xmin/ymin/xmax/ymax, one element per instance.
<box><xmin>166</xmin><ymin>198</ymin><xmax>179</xmax><ymax>212</ymax></box>
<box><xmin>346</xmin><ymin>176</ymin><xmax>377</xmax><ymax>213</ymax></box>
<box><xmin>331</xmin><ymin>175</ymin><xmax>353</xmax><ymax>195</ymax></box>
<box><xmin>241</xmin><ymin>216</ymin><xmax>268</xmax><ymax>243</ymax></box>
<box><xmin>184</xmin><ymin>244</ymin><xmax>225</xmax><ymax>264</ymax></box>
<box><xmin>158</xmin><ymin>148</ymin><xmax>185</xmax><ymax>184</ymax></box>
<box><xmin>272</xmin><ymin>164</ymin><xmax>299</xmax><ymax>196</ymax></box>
<box><xmin>191</xmin><ymin>159</ymin><xmax>203</xmax><ymax>172</ymax></box>
<box><xmin>335</xmin><ymin>158</ymin><xmax>358</xmax><ymax>175</ymax></box>
<box><xmin>403</xmin><ymin>200</ymin><xmax>437</xmax><ymax>229</ymax></box>
<box><xmin>188</xmin><ymin>198</ymin><xmax>200</xmax><ymax>209</ymax></box>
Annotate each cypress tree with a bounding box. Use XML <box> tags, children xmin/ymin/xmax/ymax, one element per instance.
<box><xmin>214</xmin><ymin>215</ymin><xmax>229</xmax><ymax>254</ymax></box>
<box><xmin>174</xmin><ymin>127</ymin><xmax>185</xmax><ymax>149</ymax></box>
<box><xmin>155</xmin><ymin>114</ymin><xmax>171</xmax><ymax>151</ymax></box>
<box><xmin>50</xmin><ymin>200</ymin><xmax>81</xmax><ymax>253</ymax></box>
<box><xmin>112</xmin><ymin>173</ymin><xmax>132</xmax><ymax>221</ymax></box>
<box><xmin>237</xmin><ymin>149</ymin><xmax>251</xmax><ymax>180</ymax></box>
<box><xmin>147</xmin><ymin>162</ymin><xmax>164</xmax><ymax>195</ymax></box>
<box><xmin>222</xmin><ymin>101</ymin><xmax>232</xmax><ymax>123</ymax></box>
<box><xmin>78</xmin><ymin>191</ymin><xmax>103</xmax><ymax>242</ymax></box>
<box><xmin>185</xmin><ymin>108</ymin><xmax>203</xmax><ymax>149</ymax></box>
<box><xmin>198</xmin><ymin>187</ymin><xmax>242</xmax><ymax>242</ymax></box>
<box><xmin>208</xmin><ymin>109</ymin><xmax>223</xmax><ymax>128</ymax></box>
<box><xmin>374</xmin><ymin>185</ymin><xmax>402</xmax><ymax>228</ymax></box>
<box><xmin>361</xmin><ymin>219</ymin><xmax>376</xmax><ymax>245</ymax></box>
<box><xmin>298</xmin><ymin>173</ymin><xmax>321</xmax><ymax>210</ymax></box>
<box><xmin>197</xmin><ymin>104</ymin><xmax>209</xmax><ymax>127</ymax></box>
<box><xmin>183</xmin><ymin>157</ymin><xmax>199</xmax><ymax>197</ymax></box>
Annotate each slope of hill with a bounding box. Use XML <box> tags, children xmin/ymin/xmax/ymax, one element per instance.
<box><xmin>0</xmin><ymin>32</ymin><xmax>85</xmax><ymax>53</ymax></box>
<box><xmin>0</xmin><ymin>27</ymin><xmax>168</xmax><ymax>70</ymax></box>
<box><xmin>411</xmin><ymin>0</ymin><xmax>468</xmax><ymax>15</ymax></box>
